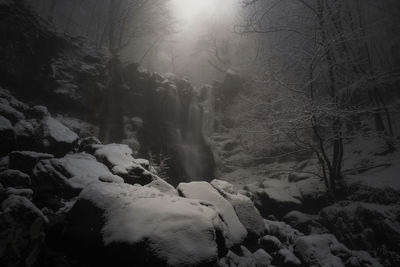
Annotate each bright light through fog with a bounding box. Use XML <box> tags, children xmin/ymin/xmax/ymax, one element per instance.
<box><xmin>170</xmin><ymin>0</ymin><xmax>219</xmax><ymax>22</ymax></box>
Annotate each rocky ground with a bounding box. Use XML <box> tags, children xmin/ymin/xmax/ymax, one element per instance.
<box><xmin>1</xmin><ymin>87</ymin><xmax>398</xmax><ymax>267</ymax></box>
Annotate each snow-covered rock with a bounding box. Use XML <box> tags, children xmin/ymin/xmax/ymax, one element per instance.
<box><xmin>145</xmin><ymin>178</ymin><xmax>178</xmax><ymax>196</ymax></box>
<box><xmin>252</xmin><ymin>249</ymin><xmax>272</xmax><ymax>267</ymax></box>
<box><xmin>282</xmin><ymin>210</ymin><xmax>327</xmax><ymax>235</ymax></box>
<box><xmin>247</xmin><ymin>179</ymin><xmax>302</xmax><ymax>218</ymax></box>
<box><xmin>294</xmin><ymin>234</ymin><xmax>346</xmax><ymax>267</ymax></box>
<box><xmin>0</xmin><ymin>195</ymin><xmax>47</xmax><ymax>267</ymax></box>
<box><xmin>91</xmin><ymin>143</ymin><xmax>154</xmax><ymax>185</ymax></box>
<box><xmin>9</xmin><ymin>151</ymin><xmax>53</xmax><ymax>174</ymax></box>
<box><xmin>274</xmin><ymin>248</ymin><xmax>301</xmax><ymax>267</ymax></box>
<box><xmin>34</xmin><ymin>116</ymin><xmax>78</xmax><ymax>155</ymax></box>
<box><xmin>211</xmin><ymin>179</ymin><xmax>265</xmax><ymax>243</ymax></box>
<box><xmin>33</xmin><ymin>153</ymin><xmax>121</xmax><ymax>198</ymax></box>
<box><xmin>66</xmin><ymin>182</ymin><xmax>229</xmax><ymax>266</ymax></box>
<box><xmin>263</xmin><ymin>219</ymin><xmax>303</xmax><ymax>245</ymax></box>
<box><xmin>320</xmin><ymin>201</ymin><xmax>400</xmax><ymax>265</ymax></box>
<box><xmin>0</xmin><ymin>169</ymin><xmax>31</xmax><ymax>188</ymax></box>
<box><xmin>218</xmin><ymin>246</ymin><xmax>256</xmax><ymax>267</ymax></box>
<box><xmin>178</xmin><ymin>181</ymin><xmax>248</xmax><ymax>247</ymax></box>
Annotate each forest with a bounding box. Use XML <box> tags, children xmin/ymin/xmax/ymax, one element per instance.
<box><xmin>0</xmin><ymin>0</ymin><xmax>400</xmax><ymax>266</ymax></box>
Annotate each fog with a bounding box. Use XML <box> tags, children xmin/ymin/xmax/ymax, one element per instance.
<box><xmin>124</xmin><ymin>0</ymin><xmax>254</xmax><ymax>85</ymax></box>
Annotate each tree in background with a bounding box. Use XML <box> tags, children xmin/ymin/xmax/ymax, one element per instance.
<box><xmin>237</xmin><ymin>0</ymin><xmax>400</xmax><ymax>194</ymax></box>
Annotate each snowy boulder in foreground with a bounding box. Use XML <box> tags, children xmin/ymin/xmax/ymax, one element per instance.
<box><xmin>33</xmin><ymin>153</ymin><xmax>122</xmax><ymax>198</ymax></box>
<box><xmin>65</xmin><ymin>182</ymin><xmax>229</xmax><ymax>266</ymax></box>
<box><xmin>34</xmin><ymin>116</ymin><xmax>78</xmax><ymax>155</ymax></box>
<box><xmin>211</xmin><ymin>179</ymin><xmax>265</xmax><ymax>243</ymax></box>
<box><xmin>178</xmin><ymin>181</ymin><xmax>247</xmax><ymax>247</ymax></box>
<box><xmin>90</xmin><ymin>143</ymin><xmax>154</xmax><ymax>185</ymax></box>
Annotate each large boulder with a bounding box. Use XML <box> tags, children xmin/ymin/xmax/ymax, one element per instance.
<box><xmin>0</xmin><ymin>195</ymin><xmax>47</xmax><ymax>267</ymax></box>
<box><xmin>34</xmin><ymin>116</ymin><xmax>78</xmax><ymax>156</ymax></box>
<box><xmin>90</xmin><ymin>143</ymin><xmax>154</xmax><ymax>185</ymax></box>
<box><xmin>65</xmin><ymin>182</ymin><xmax>229</xmax><ymax>266</ymax></box>
<box><xmin>178</xmin><ymin>181</ymin><xmax>248</xmax><ymax>247</ymax></box>
<box><xmin>211</xmin><ymin>179</ymin><xmax>265</xmax><ymax>244</ymax></box>
<box><xmin>33</xmin><ymin>153</ymin><xmax>122</xmax><ymax>200</ymax></box>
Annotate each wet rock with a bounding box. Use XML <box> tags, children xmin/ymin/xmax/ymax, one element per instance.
<box><xmin>34</xmin><ymin>116</ymin><xmax>78</xmax><ymax>156</ymax></box>
<box><xmin>9</xmin><ymin>151</ymin><xmax>53</xmax><ymax>175</ymax></box>
<box><xmin>0</xmin><ymin>115</ymin><xmax>15</xmax><ymax>155</ymax></box>
<box><xmin>260</xmin><ymin>235</ymin><xmax>282</xmax><ymax>253</ymax></box>
<box><xmin>282</xmin><ymin>210</ymin><xmax>327</xmax><ymax>235</ymax></box>
<box><xmin>0</xmin><ymin>195</ymin><xmax>47</xmax><ymax>267</ymax></box>
<box><xmin>0</xmin><ymin>102</ymin><xmax>24</xmax><ymax>123</ymax></box>
<box><xmin>0</xmin><ymin>169</ymin><xmax>31</xmax><ymax>188</ymax></box>
<box><xmin>14</xmin><ymin>120</ymin><xmax>36</xmax><ymax>149</ymax></box>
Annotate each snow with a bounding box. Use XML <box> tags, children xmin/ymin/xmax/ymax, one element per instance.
<box><xmin>79</xmin><ymin>182</ymin><xmax>228</xmax><ymax>266</ymax></box>
<box><xmin>177</xmin><ymin>181</ymin><xmax>247</xmax><ymax>246</ymax></box>
<box><xmin>39</xmin><ymin>116</ymin><xmax>79</xmax><ymax>144</ymax></box>
<box><xmin>211</xmin><ymin>179</ymin><xmax>265</xmax><ymax>238</ymax></box>
<box><xmin>53</xmin><ymin>153</ymin><xmax>123</xmax><ymax>189</ymax></box>
<box><xmin>93</xmin><ymin>144</ymin><xmax>142</xmax><ymax>175</ymax></box>
<box><xmin>145</xmin><ymin>178</ymin><xmax>178</xmax><ymax>196</ymax></box>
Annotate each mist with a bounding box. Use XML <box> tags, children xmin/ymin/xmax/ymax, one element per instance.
<box><xmin>1</xmin><ymin>0</ymin><xmax>400</xmax><ymax>266</ymax></box>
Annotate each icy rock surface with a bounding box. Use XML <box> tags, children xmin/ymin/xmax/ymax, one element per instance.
<box><xmin>178</xmin><ymin>181</ymin><xmax>248</xmax><ymax>247</ymax></box>
<box><xmin>66</xmin><ymin>182</ymin><xmax>229</xmax><ymax>266</ymax></box>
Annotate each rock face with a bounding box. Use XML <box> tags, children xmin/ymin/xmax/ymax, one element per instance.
<box><xmin>65</xmin><ymin>182</ymin><xmax>229</xmax><ymax>266</ymax></box>
<box><xmin>177</xmin><ymin>181</ymin><xmax>248</xmax><ymax>247</ymax></box>
<box><xmin>211</xmin><ymin>179</ymin><xmax>265</xmax><ymax>244</ymax></box>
